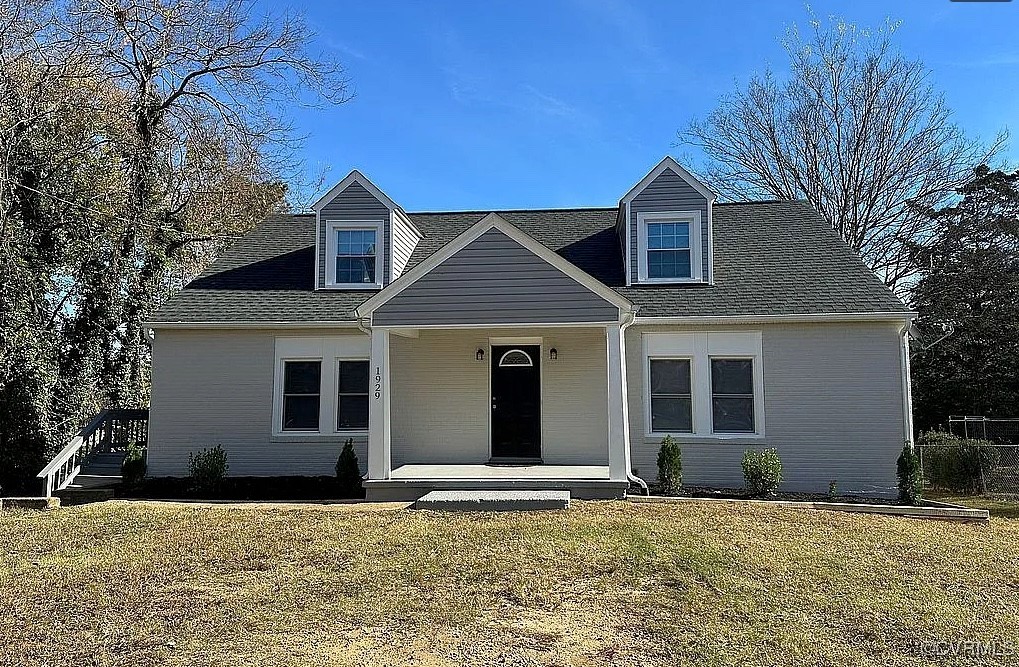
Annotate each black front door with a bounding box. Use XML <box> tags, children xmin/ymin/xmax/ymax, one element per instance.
<box><xmin>490</xmin><ymin>345</ymin><xmax>541</xmax><ymax>460</ymax></box>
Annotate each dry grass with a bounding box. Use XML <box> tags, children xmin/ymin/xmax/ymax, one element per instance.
<box><xmin>1</xmin><ymin>499</ymin><xmax>1017</xmax><ymax>667</ymax></box>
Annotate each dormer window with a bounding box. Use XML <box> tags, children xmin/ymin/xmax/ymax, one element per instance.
<box><xmin>637</xmin><ymin>211</ymin><xmax>702</xmax><ymax>283</ymax></box>
<box><xmin>325</xmin><ymin>220</ymin><xmax>384</xmax><ymax>289</ymax></box>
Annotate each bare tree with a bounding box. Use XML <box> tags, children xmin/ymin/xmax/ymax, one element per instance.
<box><xmin>681</xmin><ymin>15</ymin><xmax>1006</xmax><ymax>290</ymax></box>
<box><xmin>45</xmin><ymin>0</ymin><xmax>350</xmax><ymax>403</ymax></box>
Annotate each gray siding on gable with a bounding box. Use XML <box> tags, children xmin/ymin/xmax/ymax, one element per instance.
<box><xmin>390</xmin><ymin>212</ymin><xmax>420</xmax><ymax>279</ymax></box>
<box><xmin>373</xmin><ymin>228</ymin><xmax>620</xmax><ymax>326</ymax></box>
<box><xmin>625</xmin><ymin>322</ymin><xmax>906</xmax><ymax>496</ymax></box>
<box><xmin>629</xmin><ymin>168</ymin><xmax>709</xmax><ymax>284</ymax></box>
<box><xmin>317</xmin><ymin>181</ymin><xmax>391</xmax><ymax>288</ymax></box>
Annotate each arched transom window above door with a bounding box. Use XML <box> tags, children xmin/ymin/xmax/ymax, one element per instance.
<box><xmin>498</xmin><ymin>349</ymin><xmax>533</xmax><ymax>367</ymax></box>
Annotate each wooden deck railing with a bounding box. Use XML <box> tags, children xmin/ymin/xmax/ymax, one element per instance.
<box><xmin>37</xmin><ymin>408</ymin><xmax>149</xmax><ymax>497</ymax></box>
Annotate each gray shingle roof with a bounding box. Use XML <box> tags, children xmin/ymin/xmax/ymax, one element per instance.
<box><xmin>150</xmin><ymin>200</ymin><xmax>907</xmax><ymax>324</ymax></box>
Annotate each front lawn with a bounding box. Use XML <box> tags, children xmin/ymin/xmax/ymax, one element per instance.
<box><xmin>1</xmin><ymin>500</ymin><xmax>1016</xmax><ymax>666</ymax></box>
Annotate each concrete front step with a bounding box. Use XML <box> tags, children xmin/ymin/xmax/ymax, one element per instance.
<box><xmin>414</xmin><ymin>490</ymin><xmax>570</xmax><ymax>511</ymax></box>
<box><xmin>55</xmin><ymin>487</ymin><xmax>115</xmax><ymax>506</ymax></box>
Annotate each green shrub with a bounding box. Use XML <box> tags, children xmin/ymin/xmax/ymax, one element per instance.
<box><xmin>120</xmin><ymin>442</ymin><xmax>147</xmax><ymax>487</ymax></box>
<box><xmin>742</xmin><ymin>448</ymin><xmax>783</xmax><ymax>496</ymax></box>
<box><xmin>188</xmin><ymin>445</ymin><xmax>228</xmax><ymax>493</ymax></box>
<box><xmin>335</xmin><ymin>438</ymin><xmax>364</xmax><ymax>498</ymax></box>
<box><xmin>917</xmin><ymin>431</ymin><xmax>998</xmax><ymax>494</ymax></box>
<box><xmin>656</xmin><ymin>435</ymin><xmax>683</xmax><ymax>495</ymax></box>
<box><xmin>897</xmin><ymin>442</ymin><xmax>923</xmax><ymax>505</ymax></box>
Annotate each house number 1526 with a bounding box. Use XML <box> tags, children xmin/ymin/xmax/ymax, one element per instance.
<box><xmin>374</xmin><ymin>366</ymin><xmax>382</xmax><ymax>399</ymax></box>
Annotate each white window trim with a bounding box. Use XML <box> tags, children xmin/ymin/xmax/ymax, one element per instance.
<box><xmin>643</xmin><ymin>332</ymin><xmax>765</xmax><ymax>439</ymax></box>
<box><xmin>636</xmin><ymin>210</ymin><xmax>703</xmax><ymax>283</ymax></box>
<box><xmin>272</xmin><ymin>336</ymin><xmax>371</xmax><ymax>438</ymax></box>
<box><xmin>324</xmin><ymin>219</ymin><xmax>385</xmax><ymax>289</ymax></box>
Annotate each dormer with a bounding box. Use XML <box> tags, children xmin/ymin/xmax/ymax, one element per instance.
<box><xmin>617</xmin><ymin>156</ymin><xmax>717</xmax><ymax>286</ymax></box>
<box><xmin>312</xmin><ymin>170</ymin><xmax>421</xmax><ymax>290</ymax></box>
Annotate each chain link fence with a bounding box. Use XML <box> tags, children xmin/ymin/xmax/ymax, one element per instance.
<box><xmin>918</xmin><ymin>417</ymin><xmax>1019</xmax><ymax>496</ymax></box>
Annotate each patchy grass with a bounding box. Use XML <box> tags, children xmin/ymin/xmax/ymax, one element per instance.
<box><xmin>1</xmin><ymin>500</ymin><xmax>1017</xmax><ymax>667</ymax></box>
<box><xmin>931</xmin><ymin>493</ymin><xmax>1019</xmax><ymax>519</ymax></box>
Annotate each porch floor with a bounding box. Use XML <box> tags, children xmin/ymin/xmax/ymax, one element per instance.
<box><xmin>389</xmin><ymin>464</ymin><xmax>610</xmax><ymax>481</ymax></box>
<box><xmin>365</xmin><ymin>464</ymin><xmax>623</xmax><ymax>502</ymax></box>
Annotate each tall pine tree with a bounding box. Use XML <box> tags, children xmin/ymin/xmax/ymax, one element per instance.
<box><xmin>910</xmin><ymin>166</ymin><xmax>1019</xmax><ymax>431</ymax></box>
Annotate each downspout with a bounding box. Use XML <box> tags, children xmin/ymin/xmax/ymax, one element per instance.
<box><xmin>899</xmin><ymin>316</ymin><xmax>915</xmax><ymax>448</ymax></box>
<box><xmin>620</xmin><ymin>307</ymin><xmax>649</xmax><ymax>495</ymax></box>
<box><xmin>355</xmin><ymin>315</ymin><xmax>372</xmax><ymax>337</ymax></box>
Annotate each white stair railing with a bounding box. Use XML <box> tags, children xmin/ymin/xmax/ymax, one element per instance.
<box><xmin>37</xmin><ymin>408</ymin><xmax>148</xmax><ymax>497</ymax></box>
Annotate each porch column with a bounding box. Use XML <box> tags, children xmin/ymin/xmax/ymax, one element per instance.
<box><xmin>606</xmin><ymin>324</ymin><xmax>630</xmax><ymax>482</ymax></box>
<box><xmin>368</xmin><ymin>328</ymin><xmax>392</xmax><ymax>480</ymax></box>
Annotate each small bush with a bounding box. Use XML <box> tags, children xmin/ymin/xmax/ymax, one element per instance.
<box><xmin>742</xmin><ymin>448</ymin><xmax>783</xmax><ymax>497</ymax></box>
<box><xmin>656</xmin><ymin>435</ymin><xmax>683</xmax><ymax>495</ymax></box>
<box><xmin>188</xmin><ymin>445</ymin><xmax>228</xmax><ymax>493</ymax></box>
<box><xmin>917</xmin><ymin>431</ymin><xmax>998</xmax><ymax>494</ymax></box>
<box><xmin>120</xmin><ymin>442</ymin><xmax>147</xmax><ymax>487</ymax></box>
<box><xmin>897</xmin><ymin>442</ymin><xmax>923</xmax><ymax>505</ymax></box>
<box><xmin>335</xmin><ymin>438</ymin><xmax>364</xmax><ymax>498</ymax></box>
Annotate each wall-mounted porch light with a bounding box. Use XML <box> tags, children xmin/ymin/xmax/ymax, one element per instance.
<box><xmin>476</xmin><ymin>348</ymin><xmax>485</xmax><ymax>362</ymax></box>
<box><xmin>549</xmin><ymin>348</ymin><xmax>558</xmax><ymax>361</ymax></box>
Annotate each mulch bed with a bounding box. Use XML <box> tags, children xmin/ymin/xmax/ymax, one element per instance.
<box><xmin>118</xmin><ymin>476</ymin><xmax>365</xmax><ymax>501</ymax></box>
<box><xmin>650</xmin><ymin>485</ymin><xmax>907</xmax><ymax>506</ymax></box>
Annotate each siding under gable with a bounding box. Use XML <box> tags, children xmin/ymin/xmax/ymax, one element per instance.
<box><xmin>318</xmin><ymin>181</ymin><xmax>391</xmax><ymax>288</ymax></box>
<box><xmin>625</xmin><ymin>322</ymin><xmax>906</xmax><ymax>495</ymax></box>
<box><xmin>147</xmin><ymin>329</ymin><xmax>368</xmax><ymax>477</ymax></box>
<box><xmin>372</xmin><ymin>228</ymin><xmax>621</xmax><ymax>326</ymax></box>
<box><xmin>629</xmin><ymin>168</ymin><xmax>709</xmax><ymax>284</ymax></box>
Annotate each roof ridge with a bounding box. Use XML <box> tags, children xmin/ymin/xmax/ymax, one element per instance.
<box><xmin>407</xmin><ymin>206</ymin><xmax>619</xmax><ymax>215</ymax></box>
<box><xmin>715</xmin><ymin>199</ymin><xmax>808</xmax><ymax>206</ymax></box>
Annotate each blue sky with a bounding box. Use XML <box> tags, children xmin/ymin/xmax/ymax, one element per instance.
<box><xmin>279</xmin><ymin>0</ymin><xmax>1018</xmax><ymax>211</ymax></box>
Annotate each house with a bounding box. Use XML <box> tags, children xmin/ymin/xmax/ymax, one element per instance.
<box><xmin>144</xmin><ymin>157</ymin><xmax>915</xmax><ymax>500</ymax></box>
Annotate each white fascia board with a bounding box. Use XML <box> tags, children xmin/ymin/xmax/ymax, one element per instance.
<box><xmin>635</xmin><ymin>312</ymin><xmax>918</xmax><ymax>326</ymax></box>
<box><xmin>354</xmin><ymin>212</ymin><xmax>634</xmax><ymax>318</ymax></box>
<box><xmin>619</xmin><ymin>156</ymin><xmax>718</xmax><ymax>205</ymax></box>
<box><xmin>311</xmin><ymin>169</ymin><xmax>400</xmax><ymax>213</ymax></box>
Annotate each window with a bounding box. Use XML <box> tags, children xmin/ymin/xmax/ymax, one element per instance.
<box><xmin>282</xmin><ymin>361</ymin><xmax>321</xmax><ymax>431</ymax></box>
<box><xmin>337</xmin><ymin>360</ymin><xmax>369</xmax><ymax>430</ymax></box>
<box><xmin>711</xmin><ymin>359</ymin><xmax>755</xmax><ymax>433</ymax></box>
<box><xmin>647</xmin><ymin>222</ymin><xmax>691</xmax><ymax>279</ymax></box>
<box><xmin>498</xmin><ymin>349</ymin><xmax>533</xmax><ymax>367</ymax></box>
<box><xmin>637</xmin><ymin>211</ymin><xmax>702</xmax><ymax>282</ymax></box>
<box><xmin>335</xmin><ymin>228</ymin><xmax>377</xmax><ymax>285</ymax></box>
<box><xmin>643</xmin><ymin>332</ymin><xmax>764</xmax><ymax>438</ymax></box>
<box><xmin>649</xmin><ymin>359</ymin><xmax>693</xmax><ymax>433</ymax></box>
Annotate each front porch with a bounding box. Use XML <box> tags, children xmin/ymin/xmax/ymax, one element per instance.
<box><xmin>364</xmin><ymin>463</ymin><xmax>627</xmax><ymax>501</ymax></box>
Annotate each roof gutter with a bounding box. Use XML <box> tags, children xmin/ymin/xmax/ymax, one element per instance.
<box><xmin>143</xmin><ymin>320</ymin><xmax>362</xmax><ymax>330</ymax></box>
<box><xmin>635</xmin><ymin>311</ymin><xmax>917</xmax><ymax>326</ymax></box>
